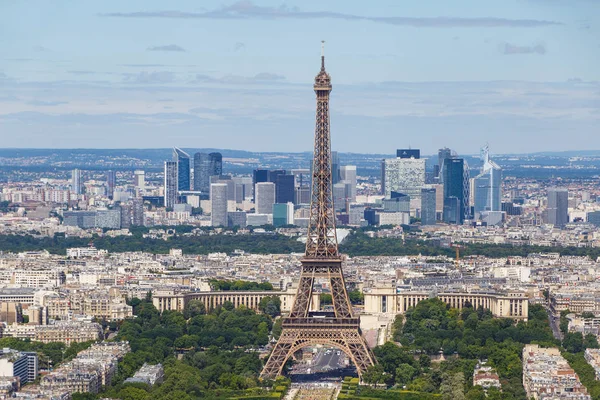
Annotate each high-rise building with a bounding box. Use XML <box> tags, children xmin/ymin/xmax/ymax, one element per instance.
<box><xmin>333</xmin><ymin>182</ymin><xmax>347</xmax><ymax>211</ymax></box>
<box><xmin>438</xmin><ymin>148</ymin><xmax>452</xmax><ymax>172</ymax></box>
<box><xmin>120</xmin><ymin>204</ymin><xmax>132</xmax><ymax>228</ymax></box>
<box><xmin>71</xmin><ymin>169</ymin><xmax>83</xmax><ymax>195</ymax></box>
<box><xmin>268</xmin><ymin>170</ymin><xmax>286</xmax><ymax>182</ymax></box>
<box><xmin>442</xmin><ymin>158</ymin><xmax>469</xmax><ymax>224</ymax></box>
<box><xmin>331</xmin><ymin>151</ymin><xmax>340</xmax><ymax>184</ymax></box>
<box><xmin>255</xmin><ymin>182</ymin><xmax>276</xmax><ymax>214</ymax></box>
<box><xmin>339</xmin><ymin>165</ymin><xmax>357</xmax><ymax>202</ymax></box>
<box><xmin>210</xmin><ymin>175</ymin><xmax>235</xmax><ymax>201</ymax></box>
<box><xmin>383</xmin><ymin>156</ymin><xmax>426</xmax><ymax>200</ymax></box>
<box><xmin>421</xmin><ymin>187</ymin><xmax>437</xmax><ymax>226</ymax></box>
<box><xmin>232</xmin><ymin>176</ymin><xmax>252</xmax><ymax>203</ymax></box>
<box><xmin>295</xmin><ymin>187</ymin><xmax>311</xmax><ymax>205</ymax></box>
<box><xmin>253</xmin><ymin>169</ymin><xmax>270</xmax><ymax>185</ymax></box>
<box><xmin>173</xmin><ymin>148</ymin><xmax>191</xmax><ymax>192</ymax></box>
<box><xmin>193</xmin><ymin>153</ymin><xmax>210</xmax><ymax>193</ymax></box>
<box><xmin>164</xmin><ymin>161</ymin><xmax>177</xmax><ymax>209</ymax></box>
<box><xmin>193</xmin><ymin>152</ymin><xmax>222</xmax><ymax>193</ymax></box>
<box><xmin>134</xmin><ymin>170</ymin><xmax>145</xmax><ymax>193</ymax></box>
<box><xmin>132</xmin><ymin>198</ymin><xmax>144</xmax><ymax>226</ymax></box>
<box><xmin>275</xmin><ymin>174</ymin><xmax>295</xmax><ymax>204</ymax></box>
<box><xmin>473</xmin><ymin>145</ymin><xmax>502</xmax><ymax>218</ymax></box>
<box><xmin>383</xmin><ymin>192</ymin><xmax>410</xmax><ymax>212</ymax></box>
<box><xmin>290</xmin><ymin>168</ymin><xmax>310</xmax><ymax>187</ymax></box>
<box><xmin>397</xmin><ymin>149</ymin><xmax>420</xmax><ymax>159</ymax></box>
<box><xmin>106</xmin><ymin>171</ymin><xmax>116</xmax><ymax>200</ymax></box>
<box><xmin>273</xmin><ymin>203</ymin><xmax>294</xmax><ymax>227</ymax></box>
<box><xmin>252</xmin><ymin>169</ymin><xmax>269</xmax><ymax>201</ymax></box>
<box><xmin>210</xmin><ymin>183</ymin><xmax>228</xmax><ymax>227</ymax></box>
<box><xmin>209</xmin><ymin>152</ymin><xmax>223</xmax><ymax>176</ymax></box>
<box><xmin>587</xmin><ymin>211</ymin><xmax>600</xmax><ymax>227</ymax></box>
<box><xmin>547</xmin><ymin>187</ymin><xmax>569</xmax><ymax>227</ymax></box>
<box><xmin>348</xmin><ymin>204</ymin><xmax>366</xmax><ymax>226</ymax></box>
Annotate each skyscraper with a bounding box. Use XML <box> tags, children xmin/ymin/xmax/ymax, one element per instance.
<box><xmin>209</xmin><ymin>152</ymin><xmax>223</xmax><ymax>176</ymax></box>
<box><xmin>255</xmin><ymin>182</ymin><xmax>276</xmax><ymax>214</ymax></box>
<box><xmin>164</xmin><ymin>161</ymin><xmax>177</xmax><ymax>209</ymax></box>
<box><xmin>71</xmin><ymin>169</ymin><xmax>83</xmax><ymax>195</ymax></box>
<box><xmin>253</xmin><ymin>169</ymin><xmax>270</xmax><ymax>185</ymax></box>
<box><xmin>232</xmin><ymin>176</ymin><xmax>252</xmax><ymax>203</ymax></box>
<box><xmin>331</xmin><ymin>151</ymin><xmax>340</xmax><ymax>184</ymax></box>
<box><xmin>193</xmin><ymin>153</ymin><xmax>210</xmax><ymax>192</ymax></box>
<box><xmin>383</xmin><ymin>155</ymin><xmax>426</xmax><ymax>200</ymax></box>
<box><xmin>438</xmin><ymin>148</ymin><xmax>452</xmax><ymax>172</ymax></box>
<box><xmin>339</xmin><ymin>165</ymin><xmax>357</xmax><ymax>202</ymax></box>
<box><xmin>275</xmin><ymin>174</ymin><xmax>295</xmax><ymax>204</ymax></box>
<box><xmin>132</xmin><ymin>198</ymin><xmax>144</xmax><ymax>226</ymax></box>
<box><xmin>193</xmin><ymin>152</ymin><xmax>223</xmax><ymax>194</ymax></box>
<box><xmin>473</xmin><ymin>145</ymin><xmax>502</xmax><ymax>217</ymax></box>
<box><xmin>134</xmin><ymin>170</ymin><xmax>145</xmax><ymax>193</ymax></box>
<box><xmin>210</xmin><ymin>183</ymin><xmax>228</xmax><ymax>227</ymax></box>
<box><xmin>397</xmin><ymin>149</ymin><xmax>420</xmax><ymax>159</ymax></box>
<box><xmin>442</xmin><ymin>158</ymin><xmax>469</xmax><ymax>224</ymax></box>
<box><xmin>273</xmin><ymin>202</ymin><xmax>294</xmax><ymax>227</ymax></box>
<box><xmin>106</xmin><ymin>171</ymin><xmax>116</xmax><ymax>200</ymax></box>
<box><xmin>333</xmin><ymin>182</ymin><xmax>347</xmax><ymax>211</ymax></box>
<box><xmin>173</xmin><ymin>148</ymin><xmax>190</xmax><ymax>192</ymax></box>
<box><xmin>421</xmin><ymin>187</ymin><xmax>437</xmax><ymax>226</ymax></box>
<box><xmin>547</xmin><ymin>187</ymin><xmax>569</xmax><ymax>227</ymax></box>
<box><xmin>295</xmin><ymin>187</ymin><xmax>311</xmax><ymax>205</ymax></box>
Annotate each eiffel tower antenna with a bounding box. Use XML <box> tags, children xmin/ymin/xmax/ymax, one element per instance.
<box><xmin>261</xmin><ymin>43</ymin><xmax>375</xmax><ymax>380</ymax></box>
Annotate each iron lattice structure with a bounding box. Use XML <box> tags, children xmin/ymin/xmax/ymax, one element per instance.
<box><xmin>261</xmin><ymin>45</ymin><xmax>375</xmax><ymax>380</ymax></box>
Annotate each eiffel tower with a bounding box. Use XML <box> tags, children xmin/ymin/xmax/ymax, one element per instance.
<box><xmin>260</xmin><ymin>42</ymin><xmax>375</xmax><ymax>379</ymax></box>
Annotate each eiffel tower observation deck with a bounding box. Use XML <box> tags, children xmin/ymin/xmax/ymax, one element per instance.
<box><xmin>260</xmin><ymin>42</ymin><xmax>375</xmax><ymax>380</ymax></box>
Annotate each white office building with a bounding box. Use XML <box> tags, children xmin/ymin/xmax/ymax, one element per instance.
<box><xmin>383</xmin><ymin>157</ymin><xmax>425</xmax><ymax>200</ymax></box>
<box><xmin>210</xmin><ymin>183</ymin><xmax>228</xmax><ymax>227</ymax></box>
<box><xmin>255</xmin><ymin>182</ymin><xmax>276</xmax><ymax>214</ymax></box>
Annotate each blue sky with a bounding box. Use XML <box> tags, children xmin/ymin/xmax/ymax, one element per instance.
<box><xmin>1</xmin><ymin>0</ymin><xmax>599</xmax><ymax>154</ymax></box>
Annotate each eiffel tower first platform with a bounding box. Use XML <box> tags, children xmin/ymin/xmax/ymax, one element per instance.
<box><xmin>260</xmin><ymin>43</ymin><xmax>375</xmax><ymax>379</ymax></box>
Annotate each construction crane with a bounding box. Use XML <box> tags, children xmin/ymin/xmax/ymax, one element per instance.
<box><xmin>451</xmin><ymin>244</ymin><xmax>464</xmax><ymax>269</ymax></box>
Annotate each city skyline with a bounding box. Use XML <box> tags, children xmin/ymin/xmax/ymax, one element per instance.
<box><xmin>1</xmin><ymin>1</ymin><xmax>599</xmax><ymax>153</ymax></box>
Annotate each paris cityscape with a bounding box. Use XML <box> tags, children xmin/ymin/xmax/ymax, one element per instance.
<box><xmin>2</xmin><ymin>1</ymin><xmax>600</xmax><ymax>400</ymax></box>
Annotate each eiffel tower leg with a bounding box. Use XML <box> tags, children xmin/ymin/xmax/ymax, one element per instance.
<box><xmin>341</xmin><ymin>330</ymin><xmax>375</xmax><ymax>375</ymax></box>
<box><xmin>261</xmin><ymin>330</ymin><xmax>297</xmax><ymax>379</ymax></box>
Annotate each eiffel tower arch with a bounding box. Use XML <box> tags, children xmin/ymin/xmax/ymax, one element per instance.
<box><xmin>260</xmin><ymin>42</ymin><xmax>375</xmax><ymax>380</ymax></box>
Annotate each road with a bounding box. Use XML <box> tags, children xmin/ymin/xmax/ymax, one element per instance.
<box><xmin>545</xmin><ymin>305</ymin><xmax>563</xmax><ymax>340</ymax></box>
<box><xmin>314</xmin><ymin>349</ymin><xmax>342</xmax><ymax>372</ymax></box>
<box><xmin>289</xmin><ymin>347</ymin><xmax>355</xmax><ymax>383</ymax></box>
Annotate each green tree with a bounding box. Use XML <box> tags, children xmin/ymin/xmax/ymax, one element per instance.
<box><xmin>563</xmin><ymin>332</ymin><xmax>584</xmax><ymax>353</ymax></box>
<box><xmin>348</xmin><ymin>290</ymin><xmax>364</xmax><ymax>305</ymax></box>
<box><xmin>362</xmin><ymin>364</ymin><xmax>387</xmax><ymax>387</ymax></box>
<box><xmin>391</xmin><ymin>315</ymin><xmax>404</xmax><ymax>342</ymax></box>
<box><xmin>258</xmin><ymin>296</ymin><xmax>281</xmax><ymax>317</ymax></box>
<box><xmin>117</xmin><ymin>386</ymin><xmax>149</xmax><ymax>400</ymax></box>
<box><xmin>320</xmin><ymin>293</ymin><xmax>332</xmax><ymax>305</ymax></box>
<box><xmin>395</xmin><ymin>363</ymin><xmax>417</xmax><ymax>386</ymax></box>
<box><xmin>465</xmin><ymin>386</ymin><xmax>486</xmax><ymax>400</ymax></box>
<box><xmin>440</xmin><ymin>372</ymin><xmax>465</xmax><ymax>400</ymax></box>
<box><xmin>419</xmin><ymin>354</ymin><xmax>431</xmax><ymax>369</ymax></box>
<box><xmin>585</xmin><ymin>333</ymin><xmax>600</xmax><ymax>349</ymax></box>
<box><xmin>182</xmin><ymin>300</ymin><xmax>206</xmax><ymax>319</ymax></box>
